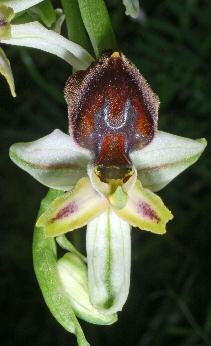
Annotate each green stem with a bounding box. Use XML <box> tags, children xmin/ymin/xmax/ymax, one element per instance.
<box><xmin>60</xmin><ymin>0</ymin><xmax>92</xmax><ymax>53</ymax></box>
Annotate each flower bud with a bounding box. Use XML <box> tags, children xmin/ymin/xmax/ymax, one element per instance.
<box><xmin>57</xmin><ymin>252</ymin><xmax>117</xmax><ymax>325</ymax></box>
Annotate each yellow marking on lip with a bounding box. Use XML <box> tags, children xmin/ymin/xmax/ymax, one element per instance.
<box><xmin>111</xmin><ymin>52</ymin><xmax>120</xmax><ymax>58</ymax></box>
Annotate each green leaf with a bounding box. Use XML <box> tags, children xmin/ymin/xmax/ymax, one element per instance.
<box><xmin>61</xmin><ymin>0</ymin><xmax>92</xmax><ymax>53</ymax></box>
<box><xmin>78</xmin><ymin>0</ymin><xmax>117</xmax><ymax>57</ymax></box>
<box><xmin>33</xmin><ymin>189</ymin><xmax>90</xmax><ymax>346</ymax></box>
<box><xmin>0</xmin><ymin>46</ymin><xmax>16</xmax><ymax>96</ymax></box>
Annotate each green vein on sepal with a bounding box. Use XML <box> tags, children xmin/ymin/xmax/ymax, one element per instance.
<box><xmin>103</xmin><ymin>208</ymin><xmax>115</xmax><ymax>309</ymax></box>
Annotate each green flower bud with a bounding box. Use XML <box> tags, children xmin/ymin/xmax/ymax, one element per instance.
<box><xmin>57</xmin><ymin>252</ymin><xmax>117</xmax><ymax>325</ymax></box>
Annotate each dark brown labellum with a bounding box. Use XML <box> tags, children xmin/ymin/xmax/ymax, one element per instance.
<box><xmin>65</xmin><ymin>51</ymin><xmax>159</xmax><ymax>176</ymax></box>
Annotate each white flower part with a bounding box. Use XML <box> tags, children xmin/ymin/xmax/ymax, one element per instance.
<box><xmin>1</xmin><ymin>0</ymin><xmax>44</xmax><ymax>13</ymax></box>
<box><xmin>57</xmin><ymin>253</ymin><xmax>117</xmax><ymax>325</ymax></box>
<box><xmin>122</xmin><ymin>0</ymin><xmax>140</xmax><ymax>18</ymax></box>
<box><xmin>1</xmin><ymin>22</ymin><xmax>94</xmax><ymax>70</ymax></box>
<box><xmin>86</xmin><ymin>208</ymin><xmax>131</xmax><ymax>315</ymax></box>
<box><xmin>52</xmin><ymin>8</ymin><xmax>65</xmax><ymax>34</ymax></box>
<box><xmin>130</xmin><ymin>130</ymin><xmax>207</xmax><ymax>192</ymax></box>
<box><xmin>9</xmin><ymin>129</ymin><xmax>91</xmax><ymax>190</ymax></box>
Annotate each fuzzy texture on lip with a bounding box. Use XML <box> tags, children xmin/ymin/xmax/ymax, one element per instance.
<box><xmin>65</xmin><ymin>51</ymin><xmax>159</xmax><ymax>168</ymax></box>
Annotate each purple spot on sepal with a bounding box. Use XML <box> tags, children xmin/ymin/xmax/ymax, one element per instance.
<box><xmin>138</xmin><ymin>201</ymin><xmax>160</xmax><ymax>223</ymax></box>
<box><xmin>0</xmin><ymin>19</ymin><xmax>6</xmax><ymax>26</ymax></box>
<box><xmin>52</xmin><ymin>202</ymin><xmax>78</xmax><ymax>222</ymax></box>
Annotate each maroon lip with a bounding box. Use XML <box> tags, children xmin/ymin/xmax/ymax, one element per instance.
<box><xmin>65</xmin><ymin>51</ymin><xmax>159</xmax><ymax>168</ymax></box>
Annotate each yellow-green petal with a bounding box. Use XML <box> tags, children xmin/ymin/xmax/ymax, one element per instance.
<box><xmin>0</xmin><ymin>46</ymin><xmax>16</xmax><ymax>96</ymax></box>
<box><xmin>36</xmin><ymin>177</ymin><xmax>108</xmax><ymax>237</ymax></box>
<box><xmin>114</xmin><ymin>180</ymin><xmax>173</xmax><ymax>235</ymax></box>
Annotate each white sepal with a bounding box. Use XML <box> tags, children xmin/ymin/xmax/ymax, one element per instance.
<box><xmin>57</xmin><ymin>252</ymin><xmax>117</xmax><ymax>325</ymax></box>
<box><xmin>9</xmin><ymin>129</ymin><xmax>91</xmax><ymax>190</ymax></box>
<box><xmin>130</xmin><ymin>131</ymin><xmax>207</xmax><ymax>192</ymax></box>
<box><xmin>86</xmin><ymin>208</ymin><xmax>131</xmax><ymax>315</ymax></box>
<box><xmin>1</xmin><ymin>22</ymin><xmax>94</xmax><ymax>70</ymax></box>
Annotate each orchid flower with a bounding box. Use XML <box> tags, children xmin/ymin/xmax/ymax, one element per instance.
<box><xmin>10</xmin><ymin>51</ymin><xmax>206</xmax><ymax>316</ymax></box>
<box><xmin>0</xmin><ymin>2</ymin><xmax>94</xmax><ymax>97</ymax></box>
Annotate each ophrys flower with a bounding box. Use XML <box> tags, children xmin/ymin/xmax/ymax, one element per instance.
<box><xmin>10</xmin><ymin>51</ymin><xmax>206</xmax><ymax>314</ymax></box>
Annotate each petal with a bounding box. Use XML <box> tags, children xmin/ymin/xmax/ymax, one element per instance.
<box><xmin>115</xmin><ymin>180</ymin><xmax>173</xmax><ymax>234</ymax></box>
<box><xmin>36</xmin><ymin>177</ymin><xmax>108</xmax><ymax>237</ymax></box>
<box><xmin>122</xmin><ymin>0</ymin><xmax>140</xmax><ymax>18</ymax></box>
<box><xmin>57</xmin><ymin>253</ymin><xmax>117</xmax><ymax>325</ymax></box>
<box><xmin>130</xmin><ymin>131</ymin><xmax>207</xmax><ymax>192</ymax></box>
<box><xmin>1</xmin><ymin>21</ymin><xmax>94</xmax><ymax>70</ymax></box>
<box><xmin>86</xmin><ymin>208</ymin><xmax>131</xmax><ymax>315</ymax></box>
<box><xmin>1</xmin><ymin>1</ymin><xmax>46</xmax><ymax>13</ymax></box>
<box><xmin>9</xmin><ymin>129</ymin><xmax>91</xmax><ymax>190</ymax></box>
<box><xmin>0</xmin><ymin>46</ymin><xmax>16</xmax><ymax>96</ymax></box>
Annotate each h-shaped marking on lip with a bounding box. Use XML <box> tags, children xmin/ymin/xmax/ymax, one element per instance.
<box><xmin>104</xmin><ymin>98</ymin><xmax>132</xmax><ymax>130</ymax></box>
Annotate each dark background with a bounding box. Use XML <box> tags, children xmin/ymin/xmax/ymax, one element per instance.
<box><xmin>0</xmin><ymin>0</ymin><xmax>211</xmax><ymax>345</ymax></box>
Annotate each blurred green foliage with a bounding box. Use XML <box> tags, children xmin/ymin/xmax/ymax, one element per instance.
<box><xmin>0</xmin><ymin>0</ymin><xmax>211</xmax><ymax>345</ymax></box>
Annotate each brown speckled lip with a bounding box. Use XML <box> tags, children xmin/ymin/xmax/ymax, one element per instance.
<box><xmin>65</xmin><ymin>51</ymin><xmax>159</xmax><ymax>168</ymax></box>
